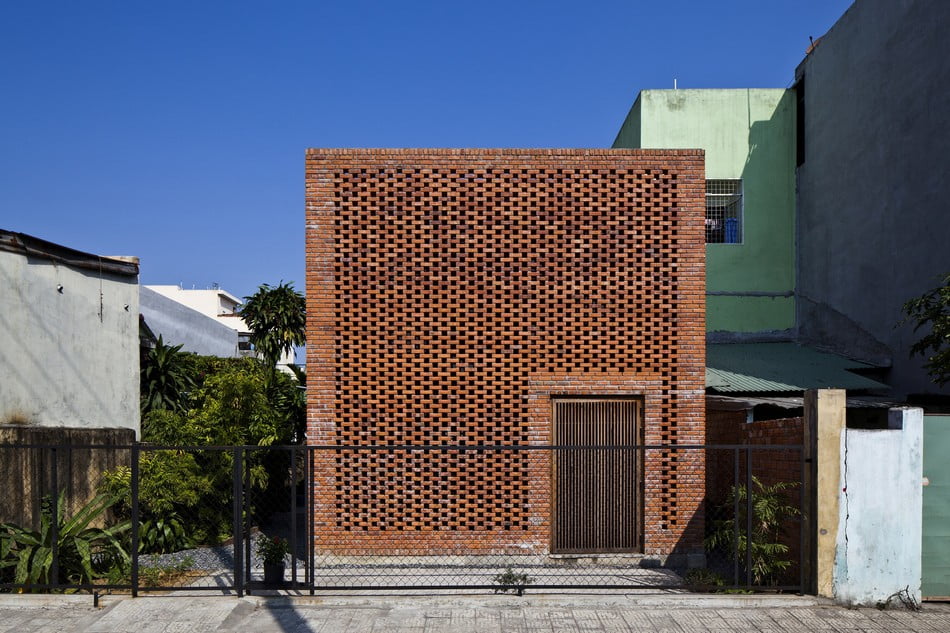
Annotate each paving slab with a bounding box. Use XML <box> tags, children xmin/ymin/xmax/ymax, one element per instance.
<box><xmin>0</xmin><ymin>593</ymin><xmax>949</xmax><ymax>632</ymax></box>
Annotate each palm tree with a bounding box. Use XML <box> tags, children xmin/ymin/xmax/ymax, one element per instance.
<box><xmin>239</xmin><ymin>282</ymin><xmax>306</xmax><ymax>369</ymax></box>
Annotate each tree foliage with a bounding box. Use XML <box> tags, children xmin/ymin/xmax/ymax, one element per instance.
<box><xmin>239</xmin><ymin>282</ymin><xmax>306</xmax><ymax>368</ymax></box>
<box><xmin>101</xmin><ymin>450</ymin><xmax>219</xmax><ymax>553</ymax></box>
<box><xmin>129</xmin><ymin>337</ymin><xmax>307</xmax><ymax>553</ymax></box>
<box><xmin>121</xmin><ymin>356</ymin><xmax>306</xmax><ymax>552</ymax></box>
<box><xmin>902</xmin><ymin>273</ymin><xmax>950</xmax><ymax>387</ymax></box>
<box><xmin>140</xmin><ymin>355</ymin><xmax>304</xmax><ymax>446</ymax></box>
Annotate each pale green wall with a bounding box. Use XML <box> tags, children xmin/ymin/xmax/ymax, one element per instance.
<box><xmin>612</xmin><ymin>89</ymin><xmax>796</xmax><ymax>334</ymax></box>
<box><xmin>613</xmin><ymin>95</ymin><xmax>641</xmax><ymax>148</ymax></box>
<box><xmin>706</xmin><ymin>295</ymin><xmax>794</xmax><ymax>332</ymax></box>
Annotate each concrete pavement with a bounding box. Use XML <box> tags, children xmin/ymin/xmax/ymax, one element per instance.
<box><xmin>1</xmin><ymin>593</ymin><xmax>949</xmax><ymax>632</ymax></box>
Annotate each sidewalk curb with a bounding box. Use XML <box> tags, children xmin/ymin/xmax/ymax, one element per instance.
<box><xmin>0</xmin><ymin>591</ymin><xmax>820</xmax><ymax>611</ymax></box>
<box><xmin>0</xmin><ymin>593</ymin><xmax>129</xmax><ymax>608</ymax></box>
<box><xmin>239</xmin><ymin>592</ymin><xmax>821</xmax><ymax>610</ymax></box>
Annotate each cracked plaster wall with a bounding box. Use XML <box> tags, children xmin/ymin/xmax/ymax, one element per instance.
<box><xmin>833</xmin><ymin>408</ymin><xmax>922</xmax><ymax>606</ymax></box>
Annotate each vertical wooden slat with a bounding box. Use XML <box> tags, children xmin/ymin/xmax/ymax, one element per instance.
<box><xmin>553</xmin><ymin>398</ymin><xmax>642</xmax><ymax>553</ymax></box>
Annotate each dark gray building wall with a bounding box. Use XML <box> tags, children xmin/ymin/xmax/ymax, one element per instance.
<box><xmin>796</xmin><ymin>0</ymin><xmax>950</xmax><ymax>397</ymax></box>
<box><xmin>140</xmin><ymin>286</ymin><xmax>239</xmax><ymax>357</ymax></box>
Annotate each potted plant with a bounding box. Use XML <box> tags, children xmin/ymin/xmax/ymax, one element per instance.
<box><xmin>257</xmin><ymin>534</ymin><xmax>289</xmax><ymax>586</ymax></box>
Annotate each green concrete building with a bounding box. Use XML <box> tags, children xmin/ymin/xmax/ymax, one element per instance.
<box><xmin>613</xmin><ymin>89</ymin><xmax>796</xmax><ymax>339</ymax></box>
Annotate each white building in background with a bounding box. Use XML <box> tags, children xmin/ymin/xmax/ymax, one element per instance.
<box><xmin>0</xmin><ymin>229</ymin><xmax>140</xmax><ymax>436</ymax></box>
<box><xmin>144</xmin><ymin>285</ymin><xmax>296</xmax><ymax>368</ymax></box>
<box><xmin>140</xmin><ymin>287</ymin><xmax>241</xmax><ymax>358</ymax></box>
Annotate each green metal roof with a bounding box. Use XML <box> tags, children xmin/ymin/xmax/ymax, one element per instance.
<box><xmin>706</xmin><ymin>343</ymin><xmax>890</xmax><ymax>393</ymax></box>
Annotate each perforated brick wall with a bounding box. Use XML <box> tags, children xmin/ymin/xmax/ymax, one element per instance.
<box><xmin>306</xmin><ymin>149</ymin><xmax>706</xmax><ymax>555</ymax></box>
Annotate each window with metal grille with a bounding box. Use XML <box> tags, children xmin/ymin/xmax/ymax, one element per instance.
<box><xmin>705</xmin><ymin>179</ymin><xmax>743</xmax><ymax>244</ymax></box>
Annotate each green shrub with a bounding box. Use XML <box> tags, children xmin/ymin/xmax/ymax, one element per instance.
<box><xmin>107</xmin><ymin>555</ymin><xmax>195</xmax><ymax>587</ymax></box>
<box><xmin>492</xmin><ymin>567</ymin><xmax>532</xmax><ymax>595</ymax></box>
<box><xmin>101</xmin><ymin>449</ymin><xmax>226</xmax><ymax>552</ymax></box>
<box><xmin>117</xmin><ymin>350</ymin><xmax>307</xmax><ymax>555</ymax></box>
<box><xmin>705</xmin><ymin>476</ymin><xmax>800</xmax><ymax>586</ymax></box>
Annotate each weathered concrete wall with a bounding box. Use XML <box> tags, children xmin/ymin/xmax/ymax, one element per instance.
<box><xmin>614</xmin><ymin>89</ymin><xmax>796</xmax><ymax>337</ymax></box>
<box><xmin>796</xmin><ymin>0</ymin><xmax>950</xmax><ymax>397</ymax></box>
<box><xmin>833</xmin><ymin>407</ymin><xmax>923</xmax><ymax>606</ymax></box>
<box><xmin>140</xmin><ymin>286</ymin><xmax>239</xmax><ymax>357</ymax></box>
<box><xmin>0</xmin><ymin>250</ymin><xmax>140</xmax><ymax>434</ymax></box>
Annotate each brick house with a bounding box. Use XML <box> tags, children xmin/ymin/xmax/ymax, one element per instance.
<box><xmin>305</xmin><ymin>149</ymin><xmax>706</xmax><ymax>558</ymax></box>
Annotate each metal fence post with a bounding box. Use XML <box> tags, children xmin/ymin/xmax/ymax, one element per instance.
<box><xmin>233</xmin><ymin>447</ymin><xmax>244</xmax><ymax>597</ymax></box>
<box><xmin>746</xmin><ymin>446</ymin><xmax>753</xmax><ymax>588</ymax></box>
<box><xmin>242</xmin><ymin>448</ymin><xmax>260</xmax><ymax>595</ymax></box>
<box><xmin>290</xmin><ymin>446</ymin><xmax>298</xmax><ymax>587</ymax></box>
<box><xmin>733</xmin><ymin>446</ymin><xmax>740</xmax><ymax>586</ymax></box>
<box><xmin>50</xmin><ymin>446</ymin><xmax>59</xmax><ymax>590</ymax></box>
<box><xmin>131</xmin><ymin>443</ymin><xmax>140</xmax><ymax>596</ymax></box>
<box><xmin>308</xmin><ymin>447</ymin><xmax>315</xmax><ymax>595</ymax></box>
<box><xmin>799</xmin><ymin>445</ymin><xmax>807</xmax><ymax>593</ymax></box>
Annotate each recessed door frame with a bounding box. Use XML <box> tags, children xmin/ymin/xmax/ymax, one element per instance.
<box><xmin>551</xmin><ymin>396</ymin><xmax>644</xmax><ymax>554</ymax></box>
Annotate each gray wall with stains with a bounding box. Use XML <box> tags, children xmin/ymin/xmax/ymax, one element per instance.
<box><xmin>796</xmin><ymin>0</ymin><xmax>950</xmax><ymax>397</ymax></box>
<box><xmin>0</xmin><ymin>249</ymin><xmax>140</xmax><ymax>434</ymax></box>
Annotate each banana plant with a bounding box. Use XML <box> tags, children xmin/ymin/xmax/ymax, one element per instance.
<box><xmin>0</xmin><ymin>492</ymin><xmax>130</xmax><ymax>589</ymax></box>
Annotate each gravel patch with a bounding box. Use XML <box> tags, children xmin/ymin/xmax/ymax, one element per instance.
<box><xmin>139</xmin><ymin>531</ymin><xmax>284</xmax><ymax>571</ymax></box>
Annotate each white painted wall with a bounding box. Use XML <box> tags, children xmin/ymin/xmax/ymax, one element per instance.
<box><xmin>833</xmin><ymin>407</ymin><xmax>923</xmax><ymax>606</ymax></box>
<box><xmin>146</xmin><ymin>286</ymin><xmax>242</xmax><ymax>318</ymax></box>
<box><xmin>0</xmin><ymin>250</ymin><xmax>140</xmax><ymax>435</ymax></box>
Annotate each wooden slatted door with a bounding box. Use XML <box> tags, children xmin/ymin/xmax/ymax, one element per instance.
<box><xmin>552</xmin><ymin>398</ymin><xmax>642</xmax><ymax>554</ymax></box>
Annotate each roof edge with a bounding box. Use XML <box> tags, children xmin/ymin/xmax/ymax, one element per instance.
<box><xmin>0</xmin><ymin>229</ymin><xmax>139</xmax><ymax>277</ymax></box>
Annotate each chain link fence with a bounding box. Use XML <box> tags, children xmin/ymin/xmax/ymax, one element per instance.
<box><xmin>0</xmin><ymin>443</ymin><xmax>805</xmax><ymax>596</ymax></box>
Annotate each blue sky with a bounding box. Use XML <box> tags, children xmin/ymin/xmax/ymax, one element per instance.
<box><xmin>1</xmin><ymin>0</ymin><xmax>852</xmax><ymax>301</ymax></box>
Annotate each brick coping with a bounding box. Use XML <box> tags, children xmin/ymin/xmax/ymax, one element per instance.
<box><xmin>305</xmin><ymin>147</ymin><xmax>704</xmax><ymax>157</ymax></box>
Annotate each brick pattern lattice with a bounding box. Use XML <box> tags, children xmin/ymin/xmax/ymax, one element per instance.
<box><xmin>306</xmin><ymin>149</ymin><xmax>706</xmax><ymax>555</ymax></box>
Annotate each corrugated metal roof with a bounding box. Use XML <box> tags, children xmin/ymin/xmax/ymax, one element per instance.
<box><xmin>706</xmin><ymin>394</ymin><xmax>903</xmax><ymax>411</ymax></box>
<box><xmin>706</xmin><ymin>343</ymin><xmax>890</xmax><ymax>393</ymax></box>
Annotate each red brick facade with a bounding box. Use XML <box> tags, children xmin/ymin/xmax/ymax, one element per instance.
<box><xmin>305</xmin><ymin>149</ymin><xmax>706</xmax><ymax>555</ymax></box>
